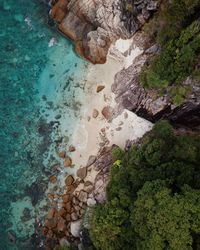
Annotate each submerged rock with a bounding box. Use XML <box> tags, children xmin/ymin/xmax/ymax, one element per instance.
<box><xmin>25</xmin><ymin>178</ymin><xmax>48</xmax><ymax>206</ymax></box>
<box><xmin>21</xmin><ymin>207</ymin><xmax>32</xmax><ymax>222</ymax></box>
<box><xmin>37</xmin><ymin>119</ymin><xmax>52</xmax><ymax>135</ymax></box>
<box><xmin>7</xmin><ymin>230</ymin><xmax>16</xmax><ymax>245</ymax></box>
<box><xmin>58</xmin><ymin>151</ymin><xmax>66</xmax><ymax>158</ymax></box>
<box><xmin>64</xmin><ymin>156</ymin><xmax>72</xmax><ymax>167</ymax></box>
<box><xmin>69</xmin><ymin>145</ymin><xmax>76</xmax><ymax>152</ymax></box>
<box><xmin>49</xmin><ymin>175</ymin><xmax>57</xmax><ymax>184</ymax></box>
<box><xmin>65</xmin><ymin>175</ymin><xmax>74</xmax><ymax>186</ymax></box>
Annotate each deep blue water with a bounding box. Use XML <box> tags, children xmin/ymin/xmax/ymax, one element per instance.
<box><xmin>0</xmin><ymin>1</ymin><xmax>86</xmax><ymax>249</ymax></box>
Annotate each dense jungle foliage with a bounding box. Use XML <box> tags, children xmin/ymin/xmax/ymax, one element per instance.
<box><xmin>89</xmin><ymin>121</ymin><xmax>200</xmax><ymax>250</ymax></box>
<box><xmin>140</xmin><ymin>0</ymin><xmax>200</xmax><ymax>104</ymax></box>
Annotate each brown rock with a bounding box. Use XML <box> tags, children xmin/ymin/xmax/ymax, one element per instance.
<box><xmin>92</xmin><ymin>109</ymin><xmax>99</xmax><ymax>118</ymax></box>
<box><xmin>75</xmin><ymin>178</ymin><xmax>81</xmax><ymax>186</ymax></box>
<box><xmin>102</xmin><ymin>106</ymin><xmax>115</xmax><ymax>121</ymax></box>
<box><xmin>65</xmin><ymin>202</ymin><xmax>72</xmax><ymax>212</ymax></box>
<box><xmin>79</xmin><ymin>202</ymin><xmax>83</xmax><ymax>208</ymax></box>
<box><xmin>74</xmin><ymin>205</ymin><xmax>81</xmax><ymax>212</ymax></box>
<box><xmin>82</xmin><ymin>203</ymin><xmax>87</xmax><ymax>210</ymax></box>
<box><xmin>78</xmin><ymin>190</ymin><xmax>88</xmax><ymax>203</ymax></box>
<box><xmin>48</xmin><ymin>193</ymin><xmax>54</xmax><ymax>200</ymax></box>
<box><xmin>65</xmin><ymin>231</ymin><xmax>70</xmax><ymax>237</ymax></box>
<box><xmin>42</xmin><ymin>227</ymin><xmax>48</xmax><ymax>236</ymax></box>
<box><xmin>51</xmin><ymin>163</ymin><xmax>61</xmax><ymax>173</ymax></box>
<box><xmin>45</xmin><ymin>217</ymin><xmax>57</xmax><ymax>229</ymax></box>
<box><xmin>84</xmin><ymin>185</ymin><xmax>93</xmax><ymax>194</ymax></box>
<box><xmin>84</xmin><ymin>181</ymin><xmax>93</xmax><ymax>186</ymax></box>
<box><xmin>49</xmin><ymin>175</ymin><xmax>57</xmax><ymax>184</ymax></box>
<box><xmin>67</xmin><ymin>184</ymin><xmax>76</xmax><ymax>194</ymax></box>
<box><xmin>96</xmin><ymin>85</ymin><xmax>105</xmax><ymax>93</ymax></box>
<box><xmin>49</xmin><ymin>0</ymin><xmax>156</xmax><ymax>64</ymax></box>
<box><xmin>46</xmin><ymin>229</ymin><xmax>54</xmax><ymax>239</ymax></box>
<box><xmin>58</xmin><ymin>151</ymin><xmax>66</xmax><ymax>158</ymax></box>
<box><xmin>64</xmin><ymin>156</ymin><xmax>72</xmax><ymax>167</ymax></box>
<box><xmin>71</xmin><ymin>212</ymin><xmax>79</xmax><ymax>221</ymax></box>
<box><xmin>77</xmin><ymin>167</ymin><xmax>87</xmax><ymax>180</ymax></box>
<box><xmin>79</xmin><ymin>208</ymin><xmax>85</xmax><ymax>216</ymax></box>
<box><xmin>62</xmin><ymin>194</ymin><xmax>70</xmax><ymax>203</ymax></box>
<box><xmin>47</xmin><ymin>208</ymin><xmax>57</xmax><ymax>219</ymax></box>
<box><xmin>69</xmin><ymin>145</ymin><xmax>76</xmax><ymax>152</ymax></box>
<box><xmin>72</xmin><ymin>196</ymin><xmax>79</xmax><ymax>206</ymax></box>
<box><xmin>51</xmin><ymin>4</ymin><xmax>66</xmax><ymax>23</ymax></box>
<box><xmin>53</xmin><ymin>194</ymin><xmax>59</xmax><ymax>199</ymax></box>
<box><xmin>66</xmin><ymin>213</ymin><xmax>71</xmax><ymax>222</ymax></box>
<box><xmin>65</xmin><ymin>175</ymin><xmax>74</xmax><ymax>186</ymax></box>
<box><xmin>59</xmin><ymin>207</ymin><xmax>66</xmax><ymax>218</ymax></box>
<box><xmin>57</xmin><ymin>217</ymin><xmax>66</xmax><ymax>232</ymax></box>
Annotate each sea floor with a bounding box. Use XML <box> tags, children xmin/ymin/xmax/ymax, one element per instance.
<box><xmin>0</xmin><ymin>0</ymin><xmax>87</xmax><ymax>249</ymax></box>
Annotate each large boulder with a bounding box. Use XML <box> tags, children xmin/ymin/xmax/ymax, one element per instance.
<box><xmin>50</xmin><ymin>0</ymin><xmax>160</xmax><ymax>63</ymax></box>
<box><xmin>78</xmin><ymin>190</ymin><xmax>88</xmax><ymax>203</ymax></box>
<box><xmin>71</xmin><ymin>220</ymin><xmax>81</xmax><ymax>237</ymax></box>
<box><xmin>65</xmin><ymin>175</ymin><xmax>74</xmax><ymax>186</ymax></box>
<box><xmin>77</xmin><ymin>167</ymin><xmax>87</xmax><ymax>180</ymax></box>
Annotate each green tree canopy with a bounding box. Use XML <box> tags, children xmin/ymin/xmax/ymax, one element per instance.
<box><xmin>132</xmin><ymin>180</ymin><xmax>200</xmax><ymax>250</ymax></box>
<box><xmin>89</xmin><ymin>121</ymin><xmax>200</xmax><ymax>250</ymax></box>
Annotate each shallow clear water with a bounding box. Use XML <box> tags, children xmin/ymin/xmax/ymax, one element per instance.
<box><xmin>0</xmin><ymin>1</ymin><xmax>87</xmax><ymax>249</ymax></box>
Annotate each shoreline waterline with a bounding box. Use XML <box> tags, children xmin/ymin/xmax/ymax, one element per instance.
<box><xmin>0</xmin><ymin>0</ymin><xmax>87</xmax><ymax>248</ymax></box>
<box><xmin>42</xmin><ymin>38</ymin><xmax>153</xmax><ymax>247</ymax></box>
<box><xmin>1</xmin><ymin>1</ymin><xmax>152</xmax><ymax>248</ymax></box>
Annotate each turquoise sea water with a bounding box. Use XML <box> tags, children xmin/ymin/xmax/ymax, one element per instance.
<box><xmin>0</xmin><ymin>1</ymin><xmax>87</xmax><ymax>249</ymax></box>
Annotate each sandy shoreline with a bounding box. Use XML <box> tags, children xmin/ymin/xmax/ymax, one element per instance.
<box><xmin>9</xmin><ymin>37</ymin><xmax>153</xmax><ymax>243</ymax></box>
<box><xmin>43</xmin><ymin>38</ymin><xmax>153</xmax><ymax>242</ymax></box>
<box><xmin>51</xmin><ymin>38</ymin><xmax>153</xmax><ymax>241</ymax></box>
<box><xmin>70</xmin><ymin>39</ymin><xmax>152</xmax><ymax>169</ymax></box>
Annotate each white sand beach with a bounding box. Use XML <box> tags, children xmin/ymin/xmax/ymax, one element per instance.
<box><xmin>9</xmin><ymin>38</ymin><xmax>153</xmax><ymax>240</ymax></box>
<box><xmin>70</xmin><ymin>39</ymin><xmax>153</xmax><ymax>169</ymax></box>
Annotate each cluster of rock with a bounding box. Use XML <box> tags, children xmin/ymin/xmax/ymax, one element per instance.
<box><xmin>44</xmin><ymin>175</ymin><xmax>87</xmax><ymax>244</ymax></box>
<box><xmin>112</xmin><ymin>34</ymin><xmax>200</xmax><ymax>131</ymax></box>
<box><xmin>43</xmin><ymin>146</ymin><xmax>114</xmax><ymax>248</ymax></box>
<box><xmin>49</xmin><ymin>0</ymin><xmax>159</xmax><ymax>63</ymax></box>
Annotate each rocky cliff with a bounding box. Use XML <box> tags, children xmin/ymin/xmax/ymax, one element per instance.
<box><xmin>112</xmin><ymin>36</ymin><xmax>200</xmax><ymax>131</ymax></box>
<box><xmin>49</xmin><ymin>0</ymin><xmax>159</xmax><ymax>63</ymax></box>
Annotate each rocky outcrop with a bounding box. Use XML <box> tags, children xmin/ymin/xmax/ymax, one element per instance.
<box><xmin>43</xmin><ymin>146</ymin><xmax>115</xmax><ymax>247</ymax></box>
<box><xmin>112</xmin><ymin>40</ymin><xmax>200</xmax><ymax>131</ymax></box>
<box><xmin>93</xmin><ymin>146</ymin><xmax>114</xmax><ymax>203</ymax></box>
<box><xmin>49</xmin><ymin>0</ymin><xmax>159</xmax><ymax>63</ymax></box>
